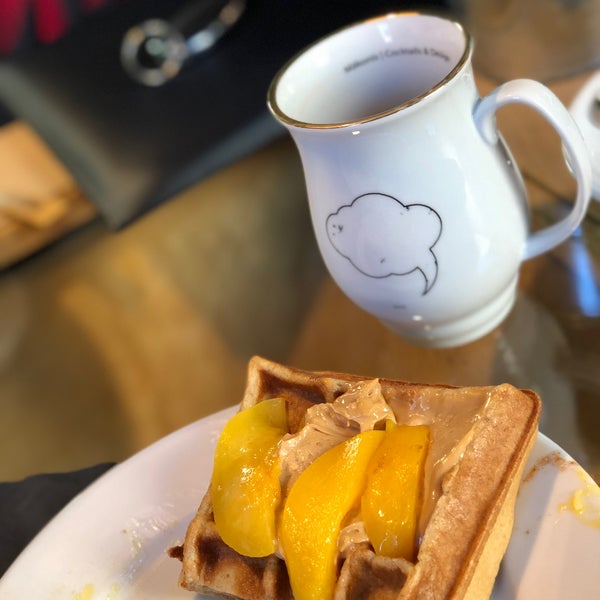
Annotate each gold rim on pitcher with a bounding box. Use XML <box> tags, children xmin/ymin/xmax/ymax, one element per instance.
<box><xmin>267</xmin><ymin>12</ymin><xmax>473</xmax><ymax>130</ymax></box>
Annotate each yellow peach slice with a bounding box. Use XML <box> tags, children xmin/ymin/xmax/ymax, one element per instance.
<box><xmin>211</xmin><ymin>397</ymin><xmax>287</xmax><ymax>557</ymax></box>
<box><xmin>280</xmin><ymin>430</ymin><xmax>385</xmax><ymax>600</ymax></box>
<box><xmin>361</xmin><ymin>422</ymin><xmax>430</xmax><ymax>561</ymax></box>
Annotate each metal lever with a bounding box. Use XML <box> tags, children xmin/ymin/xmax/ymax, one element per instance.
<box><xmin>120</xmin><ymin>0</ymin><xmax>246</xmax><ymax>87</ymax></box>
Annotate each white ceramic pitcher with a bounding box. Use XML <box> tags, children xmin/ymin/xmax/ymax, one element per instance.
<box><xmin>268</xmin><ymin>12</ymin><xmax>592</xmax><ymax>347</ymax></box>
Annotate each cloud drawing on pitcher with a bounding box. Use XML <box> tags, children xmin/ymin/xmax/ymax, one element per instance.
<box><xmin>326</xmin><ymin>193</ymin><xmax>442</xmax><ymax>295</ymax></box>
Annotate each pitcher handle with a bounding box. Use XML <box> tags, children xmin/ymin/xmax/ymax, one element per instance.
<box><xmin>473</xmin><ymin>78</ymin><xmax>592</xmax><ymax>260</ymax></box>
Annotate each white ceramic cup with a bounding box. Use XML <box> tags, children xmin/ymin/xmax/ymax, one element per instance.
<box><xmin>267</xmin><ymin>12</ymin><xmax>592</xmax><ymax>347</ymax></box>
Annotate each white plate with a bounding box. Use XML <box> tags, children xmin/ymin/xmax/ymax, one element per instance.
<box><xmin>0</xmin><ymin>406</ymin><xmax>599</xmax><ymax>599</ymax></box>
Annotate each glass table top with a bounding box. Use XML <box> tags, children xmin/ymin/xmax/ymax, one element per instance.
<box><xmin>0</xmin><ymin>71</ymin><xmax>598</xmax><ymax>485</ymax></box>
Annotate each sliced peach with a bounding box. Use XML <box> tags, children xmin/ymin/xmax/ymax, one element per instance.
<box><xmin>211</xmin><ymin>397</ymin><xmax>287</xmax><ymax>557</ymax></box>
<box><xmin>361</xmin><ymin>422</ymin><xmax>430</xmax><ymax>561</ymax></box>
<box><xmin>280</xmin><ymin>430</ymin><xmax>385</xmax><ymax>600</ymax></box>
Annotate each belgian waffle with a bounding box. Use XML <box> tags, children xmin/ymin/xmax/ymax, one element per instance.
<box><xmin>171</xmin><ymin>356</ymin><xmax>541</xmax><ymax>600</ymax></box>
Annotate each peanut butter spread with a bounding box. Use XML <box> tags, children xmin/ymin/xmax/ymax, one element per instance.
<box><xmin>277</xmin><ymin>379</ymin><xmax>491</xmax><ymax>554</ymax></box>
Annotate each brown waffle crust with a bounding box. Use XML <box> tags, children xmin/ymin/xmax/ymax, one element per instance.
<box><xmin>172</xmin><ymin>356</ymin><xmax>541</xmax><ymax>600</ymax></box>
